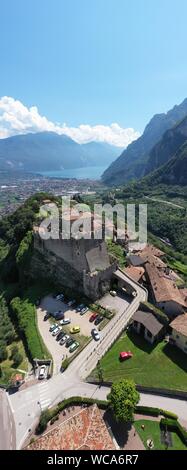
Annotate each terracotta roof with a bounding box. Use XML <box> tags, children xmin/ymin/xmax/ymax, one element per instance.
<box><xmin>136</xmin><ymin>244</ymin><xmax>165</xmax><ymax>258</ymax></box>
<box><xmin>170</xmin><ymin>313</ymin><xmax>187</xmax><ymax>337</ymax></box>
<box><xmin>145</xmin><ymin>264</ymin><xmax>187</xmax><ymax>308</ymax></box>
<box><xmin>132</xmin><ymin>310</ymin><xmax>164</xmax><ymax>336</ymax></box>
<box><xmin>26</xmin><ymin>405</ymin><xmax>114</xmax><ymax>451</ymax></box>
<box><xmin>124</xmin><ymin>266</ymin><xmax>145</xmax><ymax>283</ymax></box>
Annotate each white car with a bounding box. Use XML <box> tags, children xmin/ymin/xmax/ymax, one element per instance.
<box><xmin>52</xmin><ymin>326</ymin><xmax>61</xmax><ymax>336</ymax></box>
<box><xmin>59</xmin><ymin>334</ymin><xmax>70</xmax><ymax>345</ymax></box>
<box><xmin>39</xmin><ymin>365</ymin><xmax>47</xmax><ymax>380</ymax></box>
<box><xmin>60</xmin><ymin>318</ymin><xmax>71</xmax><ymax>325</ymax></box>
<box><xmin>91</xmin><ymin>328</ymin><xmax>100</xmax><ymax>341</ymax></box>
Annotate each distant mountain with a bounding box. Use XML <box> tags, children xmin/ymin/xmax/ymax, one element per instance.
<box><xmin>0</xmin><ymin>132</ymin><xmax>119</xmax><ymax>172</ymax></box>
<box><xmin>81</xmin><ymin>141</ymin><xmax>121</xmax><ymax>166</ymax></box>
<box><xmin>102</xmin><ymin>98</ymin><xmax>187</xmax><ymax>185</ymax></box>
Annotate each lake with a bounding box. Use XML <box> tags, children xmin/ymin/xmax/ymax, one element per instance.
<box><xmin>40</xmin><ymin>165</ymin><xmax>107</xmax><ymax>180</ymax></box>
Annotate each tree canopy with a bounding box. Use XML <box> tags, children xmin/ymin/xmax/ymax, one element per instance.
<box><xmin>107</xmin><ymin>379</ymin><xmax>139</xmax><ymax>423</ymax></box>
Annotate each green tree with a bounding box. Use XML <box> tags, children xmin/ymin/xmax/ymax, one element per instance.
<box><xmin>36</xmin><ymin>409</ymin><xmax>51</xmax><ymax>434</ymax></box>
<box><xmin>0</xmin><ymin>341</ymin><xmax>8</xmax><ymax>362</ymax></box>
<box><xmin>10</xmin><ymin>345</ymin><xmax>19</xmax><ymax>359</ymax></box>
<box><xmin>107</xmin><ymin>379</ymin><xmax>139</xmax><ymax>423</ymax></box>
<box><xmin>12</xmin><ymin>352</ymin><xmax>23</xmax><ymax>368</ymax></box>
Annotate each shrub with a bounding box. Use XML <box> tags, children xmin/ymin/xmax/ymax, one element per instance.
<box><xmin>160</xmin><ymin>418</ymin><xmax>187</xmax><ymax>445</ymax></box>
<box><xmin>12</xmin><ymin>352</ymin><xmax>23</xmax><ymax>368</ymax></box>
<box><xmin>0</xmin><ymin>341</ymin><xmax>8</xmax><ymax>362</ymax></box>
<box><xmin>10</xmin><ymin>346</ymin><xmax>19</xmax><ymax>359</ymax></box>
<box><xmin>36</xmin><ymin>409</ymin><xmax>51</xmax><ymax>434</ymax></box>
<box><xmin>61</xmin><ymin>358</ymin><xmax>69</xmax><ymax>371</ymax></box>
<box><xmin>160</xmin><ymin>409</ymin><xmax>178</xmax><ymax>420</ymax></box>
<box><xmin>135</xmin><ymin>405</ymin><xmax>160</xmax><ymax>417</ymax></box>
<box><xmin>10</xmin><ymin>297</ymin><xmax>50</xmax><ymax>362</ymax></box>
<box><xmin>37</xmin><ymin>396</ymin><xmax>108</xmax><ymax>430</ymax></box>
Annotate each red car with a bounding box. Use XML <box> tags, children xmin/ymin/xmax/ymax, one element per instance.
<box><xmin>89</xmin><ymin>313</ymin><xmax>98</xmax><ymax>323</ymax></box>
<box><xmin>119</xmin><ymin>351</ymin><xmax>133</xmax><ymax>361</ymax></box>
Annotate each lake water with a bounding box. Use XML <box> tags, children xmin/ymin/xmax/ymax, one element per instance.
<box><xmin>40</xmin><ymin>165</ymin><xmax>107</xmax><ymax>180</ymax></box>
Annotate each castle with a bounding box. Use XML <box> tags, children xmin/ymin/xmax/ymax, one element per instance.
<box><xmin>32</xmin><ymin>208</ymin><xmax>118</xmax><ymax>300</ymax></box>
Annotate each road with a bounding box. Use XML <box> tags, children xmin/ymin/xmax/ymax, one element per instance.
<box><xmin>0</xmin><ymin>389</ymin><xmax>16</xmax><ymax>450</ymax></box>
<box><xmin>5</xmin><ymin>270</ymin><xmax>187</xmax><ymax>449</ymax></box>
<box><xmin>145</xmin><ymin>195</ymin><xmax>185</xmax><ymax>209</ymax></box>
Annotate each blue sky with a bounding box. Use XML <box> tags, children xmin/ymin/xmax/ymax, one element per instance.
<box><xmin>0</xmin><ymin>0</ymin><xmax>187</xmax><ymax>145</ymax></box>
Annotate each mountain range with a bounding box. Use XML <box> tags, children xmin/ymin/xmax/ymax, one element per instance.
<box><xmin>0</xmin><ymin>132</ymin><xmax>120</xmax><ymax>172</ymax></box>
<box><xmin>102</xmin><ymin>98</ymin><xmax>187</xmax><ymax>186</ymax></box>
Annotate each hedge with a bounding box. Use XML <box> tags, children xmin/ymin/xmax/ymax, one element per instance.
<box><xmin>36</xmin><ymin>396</ymin><xmax>108</xmax><ymax>433</ymax></box>
<box><xmin>135</xmin><ymin>405</ymin><xmax>160</xmax><ymax>417</ymax></box>
<box><xmin>10</xmin><ymin>297</ymin><xmax>50</xmax><ymax>362</ymax></box>
<box><xmin>135</xmin><ymin>406</ymin><xmax>178</xmax><ymax>420</ymax></box>
<box><xmin>160</xmin><ymin>418</ymin><xmax>187</xmax><ymax>445</ymax></box>
<box><xmin>160</xmin><ymin>409</ymin><xmax>178</xmax><ymax>420</ymax></box>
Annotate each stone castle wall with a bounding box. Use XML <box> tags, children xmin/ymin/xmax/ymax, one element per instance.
<box><xmin>32</xmin><ymin>233</ymin><xmax>117</xmax><ymax>300</ymax></box>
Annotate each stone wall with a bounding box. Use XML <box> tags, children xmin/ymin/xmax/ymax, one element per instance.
<box><xmin>32</xmin><ymin>233</ymin><xmax>118</xmax><ymax>300</ymax></box>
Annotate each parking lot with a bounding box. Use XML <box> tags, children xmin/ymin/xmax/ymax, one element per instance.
<box><xmin>99</xmin><ymin>291</ymin><xmax>130</xmax><ymax>315</ymax></box>
<box><xmin>37</xmin><ymin>295</ymin><xmax>95</xmax><ymax>374</ymax></box>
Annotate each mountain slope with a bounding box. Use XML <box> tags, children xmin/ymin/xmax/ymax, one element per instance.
<box><xmin>102</xmin><ymin>98</ymin><xmax>187</xmax><ymax>185</ymax></box>
<box><xmin>145</xmin><ymin>115</ymin><xmax>187</xmax><ymax>174</ymax></box>
<box><xmin>143</xmin><ymin>141</ymin><xmax>187</xmax><ymax>186</ymax></box>
<box><xmin>0</xmin><ymin>132</ymin><xmax>119</xmax><ymax>171</ymax></box>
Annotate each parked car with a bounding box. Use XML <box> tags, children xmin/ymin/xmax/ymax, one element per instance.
<box><xmin>49</xmin><ymin>323</ymin><xmax>58</xmax><ymax>332</ymax></box>
<box><xmin>56</xmin><ymin>294</ymin><xmax>64</xmax><ymax>301</ymax></box>
<box><xmin>38</xmin><ymin>365</ymin><xmax>47</xmax><ymax>380</ymax></box>
<box><xmin>53</xmin><ymin>310</ymin><xmax>64</xmax><ymax>320</ymax></box>
<box><xmin>67</xmin><ymin>299</ymin><xmax>76</xmax><ymax>307</ymax></box>
<box><xmin>60</xmin><ymin>318</ymin><xmax>71</xmax><ymax>325</ymax></box>
<box><xmin>56</xmin><ymin>330</ymin><xmax>66</xmax><ymax>341</ymax></box>
<box><xmin>80</xmin><ymin>306</ymin><xmax>89</xmax><ymax>315</ymax></box>
<box><xmin>89</xmin><ymin>313</ymin><xmax>98</xmax><ymax>323</ymax></box>
<box><xmin>69</xmin><ymin>341</ymin><xmax>79</xmax><ymax>353</ymax></box>
<box><xmin>65</xmin><ymin>337</ymin><xmax>74</xmax><ymax>348</ymax></box>
<box><xmin>59</xmin><ymin>334</ymin><xmax>69</xmax><ymax>345</ymax></box>
<box><xmin>44</xmin><ymin>312</ymin><xmax>51</xmax><ymax>321</ymax></box>
<box><xmin>94</xmin><ymin>315</ymin><xmax>104</xmax><ymax>326</ymax></box>
<box><xmin>76</xmin><ymin>303</ymin><xmax>85</xmax><ymax>312</ymax></box>
<box><xmin>91</xmin><ymin>328</ymin><xmax>100</xmax><ymax>341</ymax></box>
<box><xmin>110</xmin><ymin>290</ymin><xmax>117</xmax><ymax>297</ymax></box>
<box><xmin>119</xmin><ymin>351</ymin><xmax>133</xmax><ymax>361</ymax></box>
<box><xmin>52</xmin><ymin>326</ymin><xmax>61</xmax><ymax>336</ymax></box>
<box><xmin>70</xmin><ymin>325</ymin><xmax>80</xmax><ymax>334</ymax></box>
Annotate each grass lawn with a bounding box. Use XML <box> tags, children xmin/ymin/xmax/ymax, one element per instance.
<box><xmin>92</xmin><ymin>330</ymin><xmax>187</xmax><ymax>391</ymax></box>
<box><xmin>0</xmin><ymin>340</ymin><xmax>28</xmax><ymax>385</ymax></box>
<box><xmin>134</xmin><ymin>419</ymin><xmax>187</xmax><ymax>450</ymax></box>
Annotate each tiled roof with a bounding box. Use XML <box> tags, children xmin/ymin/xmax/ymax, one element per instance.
<box><xmin>170</xmin><ymin>313</ymin><xmax>187</xmax><ymax>337</ymax></box>
<box><xmin>124</xmin><ymin>266</ymin><xmax>145</xmax><ymax>282</ymax></box>
<box><xmin>145</xmin><ymin>264</ymin><xmax>187</xmax><ymax>308</ymax></box>
<box><xmin>132</xmin><ymin>310</ymin><xmax>164</xmax><ymax>336</ymax></box>
<box><xmin>26</xmin><ymin>405</ymin><xmax>114</xmax><ymax>451</ymax></box>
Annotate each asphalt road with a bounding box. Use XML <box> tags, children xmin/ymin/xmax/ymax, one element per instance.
<box><xmin>0</xmin><ymin>389</ymin><xmax>16</xmax><ymax>450</ymax></box>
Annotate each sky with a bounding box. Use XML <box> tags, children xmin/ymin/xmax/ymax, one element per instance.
<box><xmin>0</xmin><ymin>0</ymin><xmax>187</xmax><ymax>146</ymax></box>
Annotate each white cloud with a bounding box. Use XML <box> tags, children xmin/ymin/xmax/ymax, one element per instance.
<box><xmin>0</xmin><ymin>96</ymin><xmax>140</xmax><ymax>147</ymax></box>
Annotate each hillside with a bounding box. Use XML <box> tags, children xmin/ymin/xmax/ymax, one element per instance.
<box><xmin>145</xmin><ymin>115</ymin><xmax>187</xmax><ymax>174</ymax></box>
<box><xmin>0</xmin><ymin>132</ymin><xmax>119</xmax><ymax>172</ymax></box>
<box><xmin>144</xmin><ymin>141</ymin><xmax>187</xmax><ymax>186</ymax></box>
<box><xmin>102</xmin><ymin>98</ymin><xmax>187</xmax><ymax>185</ymax></box>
